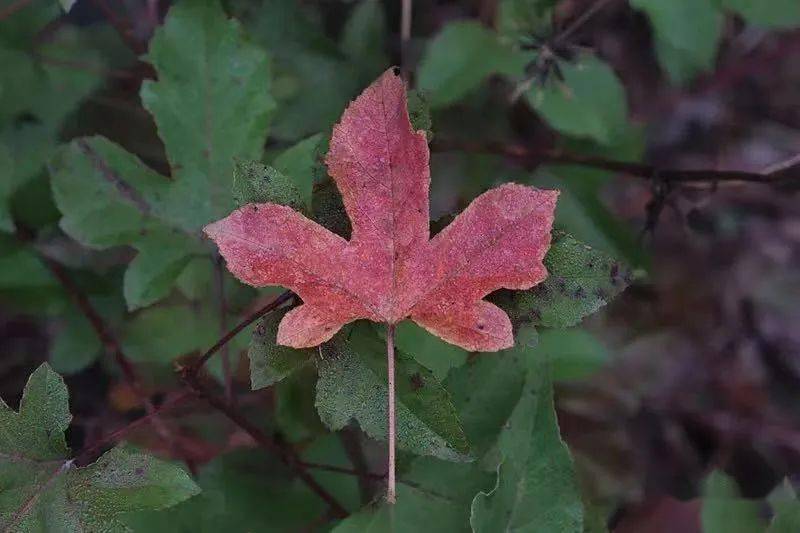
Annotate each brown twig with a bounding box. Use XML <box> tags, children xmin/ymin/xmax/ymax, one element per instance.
<box><xmin>15</xmin><ymin>226</ymin><xmax>177</xmax><ymax>453</ymax></box>
<box><xmin>400</xmin><ymin>0</ymin><xmax>413</xmax><ymax>79</ymax></box>
<box><xmin>181</xmin><ymin>370</ymin><xmax>349</xmax><ymax>518</ymax></box>
<box><xmin>189</xmin><ymin>290</ymin><xmax>293</xmax><ymax>373</ymax></box>
<box><xmin>76</xmin><ymin>391</ymin><xmax>193</xmax><ymax>464</ymax></box>
<box><xmin>213</xmin><ymin>256</ymin><xmax>234</xmax><ymax>404</ymax></box>
<box><xmin>301</xmin><ymin>461</ymin><xmax>385</xmax><ymax>481</ymax></box>
<box><xmin>431</xmin><ymin>140</ymin><xmax>800</xmax><ymax>187</ymax></box>
<box><xmin>339</xmin><ymin>427</ymin><xmax>378</xmax><ymax>504</ymax></box>
<box><xmin>89</xmin><ymin>0</ymin><xmax>145</xmax><ymax>55</ymax></box>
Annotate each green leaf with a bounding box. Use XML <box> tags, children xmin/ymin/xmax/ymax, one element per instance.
<box><xmin>233</xmin><ymin>0</ymin><xmax>360</xmax><ymax>140</ymax></box>
<box><xmin>334</xmin><ymin>457</ymin><xmax>493</xmax><ymax>532</ymax></box>
<box><xmin>534</xmin><ymin>328</ymin><xmax>609</xmax><ymax>381</ymax></box>
<box><xmin>470</xmin><ymin>359</ymin><xmax>584</xmax><ymax>532</ymax></box>
<box><xmin>140</xmin><ymin>0</ymin><xmax>275</xmax><ymax>230</ymax></box>
<box><xmin>631</xmin><ymin>0</ymin><xmax>722</xmax><ymax>85</ymax></box>
<box><xmin>274</xmin><ymin>367</ymin><xmax>326</xmax><ymax>442</ymax></box>
<box><xmin>767</xmin><ymin>480</ymin><xmax>800</xmax><ymax>533</ymax></box>
<box><xmin>125</xmin><ymin>450</ymin><xmax>322</xmax><ymax>532</ymax></box>
<box><xmin>0</xmin><ymin>144</ymin><xmax>15</xmax><ymax>232</ymax></box>
<box><xmin>232</xmin><ymin>160</ymin><xmax>305</xmax><ymax>212</ymax></box>
<box><xmin>315</xmin><ymin>324</ymin><xmax>471</xmax><ymax>461</ymax></box>
<box><xmin>2</xmin><ymin>28</ymin><xmax>104</xmax><ymax>223</ymax></box>
<box><xmin>271</xmin><ymin>133</ymin><xmax>325</xmax><ymax>211</ymax></box>
<box><xmin>497</xmin><ymin>0</ymin><xmax>558</xmax><ymax>41</ymax></box>
<box><xmin>50</xmin><ymin>0</ymin><xmax>274</xmax><ymax>309</ymax></box>
<box><xmin>249</xmin><ymin>308</ymin><xmax>315</xmax><ymax>390</ymax></box>
<box><xmin>527</xmin><ymin>55</ymin><xmax>628</xmax><ymax>145</ymax></box>
<box><xmin>124</xmin><ymin>231</ymin><xmax>200</xmax><ymax>311</ymax></box>
<box><xmin>407</xmin><ymin>89</ymin><xmax>434</xmax><ymax>141</ymax></box>
<box><xmin>418</xmin><ymin>21</ymin><xmax>527</xmax><ymax>108</ymax></box>
<box><xmin>341</xmin><ymin>0</ymin><xmax>388</xmax><ymax>83</ymax></box>
<box><xmin>445</xmin><ymin>344</ymin><xmax>527</xmax><ymax>458</ymax></box>
<box><xmin>496</xmin><ymin>232</ymin><xmax>631</xmax><ymax>329</ymax></box>
<box><xmin>717</xmin><ymin>0</ymin><xmax>800</xmax><ymax>29</ymax></box>
<box><xmin>121</xmin><ymin>304</ymin><xmax>218</xmax><ymax>364</ymax></box>
<box><xmin>537</xmin><ymin>165</ymin><xmax>646</xmax><ymax>269</ymax></box>
<box><xmin>49</xmin><ymin>313</ymin><xmax>102</xmax><ymax>375</ymax></box>
<box><xmin>49</xmin><ymin>137</ymin><xmax>177</xmax><ymax>249</ymax></box>
<box><xmin>701</xmin><ymin>471</ymin><xmax>767</xmax><ymax>533</ymax></box>
<box><xmin>391</xmin><ymin>321</ymin><xmax>467</xmax><ymax>381</ymax></box>
<box><xmin>0</xmin><ymin>364</ymin><xmax>199</xmax><ymax>531</ymax></box>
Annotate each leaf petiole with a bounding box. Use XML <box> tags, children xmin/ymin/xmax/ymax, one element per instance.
<box><xmin>386</xmin><ymin>322</ymin><xmax>397</xmax><ymax>504</ymax></box>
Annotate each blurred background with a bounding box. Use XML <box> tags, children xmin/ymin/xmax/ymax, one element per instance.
<box><xmin>1</xmin><ymin>0</ymin><xmax>799</xmax><ymax>530</ymax></box>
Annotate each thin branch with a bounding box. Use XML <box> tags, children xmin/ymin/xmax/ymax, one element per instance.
<box><xmin>181</xmin><ymin>370</ymin><xmax>349</xmax><ymax>519</ymax></box>
<box><xmin>553</xmin><ymin>0</ymin><xmax>617</xmax><ymax>46</ymax></box>
<box><xmin>400</xmin><ymin>0</ymin><xmax>413</xmax><ymax>79</ymax></box>
<box><xmin>213</xmin><ymin>256</ymin><xmax>234</xmax><ymax>404</ymax></box>
<box><xmin>301</xmin><ymin>461</ymin><xmax>385</xmax><ymax>481</ymax></box>
<box><xmin>189</xmin><ymin>290</ymin><xmax>293</xmax><ymax>373</ymax></box>
<box><xmin>17</xmin><ymin>228</ymin><xmax>176</xmax><ymax>452</ymax></box>
<box><xmin>385</xmin><ymin>323</ymin><xmax>397</xmax><ymax>504</ymax></box>
<box><xmin>431</xmin><ymin>140</ymin><xmax>800</xmax><ymax>187</ymax></box>
<box><xmin>339</xmin><ymin>427</ymin><xmax>378</xmax><ymax>504</ymax></box>
<box><xmin>76</xmin><ymin>391</ymin><xmax>193</xmax><ymax>464</ymax></box>
<box><xmin>89</xmin><ymin>0</ymin><xmax>145</xmax><ymax>55</ymax></box>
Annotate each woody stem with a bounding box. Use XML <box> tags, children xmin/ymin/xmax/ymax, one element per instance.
<box><xmin>386</xmin><ymin>322</ymin><xmax>397</xmax><ymax>504</ymax></box>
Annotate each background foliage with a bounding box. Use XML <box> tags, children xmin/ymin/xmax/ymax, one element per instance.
<box><xmin>1</xmin><ymin>0</ymin><xmax>799</xmax><ymax>531</ymax></box>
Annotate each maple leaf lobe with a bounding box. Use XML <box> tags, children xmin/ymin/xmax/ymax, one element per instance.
<box><xmin>205</xmin><ymin>69</ymin><xmax>557</xmax><ymax>352</ymax></box>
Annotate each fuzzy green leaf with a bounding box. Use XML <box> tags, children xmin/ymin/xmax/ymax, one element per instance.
<box><xmin>496</xmin><ymin>232</ymin><xmax>631</xmax><ymax>329</ymax></box>
<box><xmin>249</xmin><ymin>308</ymin><xmax>315</xmax><ymax>390</ymax></box>
<box><xmin>232</xmin><ymin>160</ymin><xmax>305</xmax><ymax>212</ymax></box>
<box><xmin>470</xmin><ymin>358</ymin><xmax>584</xmax><ymax>532</ymax></box>
<box><xmin>315</xmin><ymin>324</ymin><xmax>470</xmax><ymax>461</ymax></box>
<box><xmin>0</xmin><ymin>364</ymin><xmax>199</xmax><ymax>531</ymax></box>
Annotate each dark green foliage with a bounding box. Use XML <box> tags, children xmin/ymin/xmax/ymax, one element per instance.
<box><xmin>495</xmin><ymin>232</ymin><xmax>631</xmax><ymax>329</ymax></box>
<box><xmin>0</xmin><ymin>365</ymin><xmax>198</xmax><ymax>531</ymax></box>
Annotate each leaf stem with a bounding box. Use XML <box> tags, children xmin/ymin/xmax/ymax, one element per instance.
<box><xmin>400</xmin><ymin>0</ymin><xmax>413</xmax><ymax>79</ymax></box>
<box><xmin>386</xmin><ymin>322</ymin><xmax>397</xmax><ymax>504</ymax></box>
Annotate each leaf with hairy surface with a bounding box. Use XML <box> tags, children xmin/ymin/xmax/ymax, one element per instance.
<box><xmin>0</xmin><ymin>364</ymin><xmax>199</xmax><ymax>531</ymax></box>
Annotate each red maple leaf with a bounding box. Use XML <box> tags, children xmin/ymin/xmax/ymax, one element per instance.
<box><xmin>205</xmin><ymin>69</ymin><xmax>557</xmax><ymax>352</ymax></box>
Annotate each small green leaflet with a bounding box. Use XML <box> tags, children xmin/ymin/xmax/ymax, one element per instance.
<box><xmin>495</xmin><ymin>232</ymin><xmax>631</xmax><ymax>329</ymax></box>
<box><xmin>470</xmin><ymin>358</ymin><xmax>584</xmax><ymax>532</ymax></box>
<box><xmin>49</xmin><ymin>0</ymin><xmax>274</xmax><ymax>310</ymax></box>
<box><xmin>0</xmin><ymin>364</ymin><xmax>199</xmax><ymax>531</ymax></box>
<box><xmin>315</xmin><ymin>324</ymin><xmax>471</xmax><ymax>462</ymax></box>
